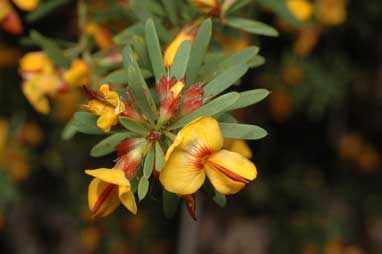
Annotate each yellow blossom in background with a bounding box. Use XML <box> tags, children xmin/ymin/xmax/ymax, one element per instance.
<box><xmin>316</xmin><ymin>0</ymin><xmax>347</xmax><ymax>26</ymax></box>
<box><xmin>224</xmin><ymin>139</ymin><xmax>252</xmax><ymax>159</ymax></box>
<box><xmin>269</xmin><ymin>89</ymin><xmax>292</xmax><ymax>122</ymax></box>
<box><xmin>54</xmin><ymin>90</ymin><xmax>82</xmax><ymax>122</ymax></box>
<box><xmin>85</xmin><ymin>23</ymin><xmax>114</xmax><ymax>49</ymax></box>
<box><xmin>0</xmin><ymin>119</ymin><xmax>9</xmax><ymax>154</ymax></box>
<box><xmin>12</xmin><ymin>0</ymin><xmax>39</xmax><ymax>11</ymax></box>
<box><xmin>19</xmin><ymin>51</ymin><xmax>55</xmax><ymax>75</ymax></box>
<box><xmin>18</xmin><ymin>122</ymin><xmax>44</xmax><ymax>147</ymax></box>
<box><xmin>164</xmin><ymin>30</ymin><xmax>195</xmax><ymax>67</ymax></box>
<box><xmin>160</xmin><ymin>117</ymin><xmax>257</xmax><ymax>195</ymax></box>
<box><xmin>293</xmin><ymin>25</ymin><xmax>320</xmax><ymax>56</ymax></box>
<box><xmin>337</xmin><ymin>133</ymin><xmax>362</xmax><ymax>161</ymax></box>
<box><xmin>80</xmin><ymin>226</ymin><xmax>101</xmax><ymax>252</ymax></box>
<box><xmin>63</xmin><ymin>60</ymin><xmax>91</xmax><ymax>87</ymax></box>
<box><xmin>215</xmin><ymin>33</ymin><xmax>250</xmax><ymax>52</ymax></box>
<box><xmin>81</xmin><ymin>84</ymin><xmax>125</xmax><ymax>133</ymax></box>
<box><xmin>0</xmin><ymin>144</ymin><xmax>30</xmax><ymax>182</ymax></box>
<box><xmin>192</xmin><ymin>0</ymin><xmax>219</xmax><ymax>15</ymax></box>
<box><xmin>342</xmin><ymin>245</ymin><xmax>365</xmax><ymax>254</ymax></box>
<box><xmin>323</xmin><ymin>240</ymin><xmax>344</xmax><ymax>254</ymax></box>
<box><xmin>85</xmin><ymin>168</ymin><xmax>137</xmax><ymax>218</ymax></box>
<box><xmin>357</xmin><ymin>144</ymin><xmax>379</xmax><ymax>173</ymax></box>
<box><xmin>286</xmin><ymin>0</ymin><xmax>313</xmax><ymax>21</ymax></box>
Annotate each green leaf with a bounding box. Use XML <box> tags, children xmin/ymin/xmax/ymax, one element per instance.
<box><xmin>26</xmin><ymin>0</ymin><xmax>70</xmax><ymax>22</ymax></box>
<box><xmin>169</xmin><ymin>92</ymin><xmax>240</xmax><ymax>130</ymax></box>
<box><xmin>186</xmin><ymin>19</ymin><xmax>212</xmax><ymax>86</ymax></box>
<box><xmin>169</xmin><ymin>40</ymin><xmax>192</xmax><ymax>80</ymax></box>
<box><xmin>213</xmin><ymin>190</ymin><xmax>227</xmax><ymax>207</ymax></box>
<box><xmin>219</xmin><ymin>123</ymin><xmax>268</xmax><ymax>140</ymax></box>
<box><xmin>130</xmin><ymin>35</ymin><xmax>150</xmax><ymax>69</ymax></box>
<box><xmin>155</xmin><ymin>142</ymin><xmax>165</xmax><ymax>172</ymax></box>
<box><xmin>226</xmin><ymin>89</ymin><xmax>270</xmax><ymax>111</ymax></box>
<box><xmin>161</xmin><ymin>0</ymin><xmax>178</xmax><ymax>25</ymax></box>
<box><xmin>71</xmin><ymin>112</ymin><xmax>104</xmax><ymax>135</ymax></box>
<box><xmin>138</xmin><ymin>177</ymin><xmax>149</xmax><ymax>201</ymax></box>
<box><xmin>61</xmin><ymin>120</ymin><xmax>77</xmax><ymax>140</ymax></box>
<box><xmin>248</xmin><ymin>55</ymin><xmax>266</xmax><ymax>68</ymax></box>
<box><xmin>101</xmin><ymin>69</ymin><xmax>129</xmax><ymax>84</ymax></box>
<box><xmin>162</xmin><ymin>189</ymin><xmax>180</xmax><ymax>218</ymax></box>
<box><xmin>119</xmin><ymin>117</ymin><xmax>148</xmax><ymax>136</ymax></box>
<box><xmin>223</xmin><ymin>0</ymin><xmax>252</xmax><ymax>15</ymax></box>
<box><xmin>203</xmin><ymin>63</ymin><xmax>248</xmax><ymax>98</ymax></box>
<box><xmin>90</xmin><ymin>132</ymin><xmax>136</xmax><ymax>157</ymax></box>
<box><xmin>114</xmin><ymin>23</ymin><xmax>145</xmax><ymax>45</ymax></box>
<box><xmin>30</xmin><ymin>30</ymin><xmax>69</xmax><ymax>68</ymax></box>
<box><xmin>225</xmin><ymin>17</ymin><xmax>278</xmax><ymax>37</ymax></box>
<box><xmin>145</xmin><ymin>19</ymin><xmax>166</xmax><ymax>81</ymax></box>
<box><xmin>143</xmin><ymin>147</ymin><xmax>155</xmax><ymax>178</ymax></box>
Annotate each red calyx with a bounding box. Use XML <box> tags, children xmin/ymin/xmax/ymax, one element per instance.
<box><xmin>180</xmin><ymin>83</ymin><xmax>204</xmax><ymax>115</ymax></box>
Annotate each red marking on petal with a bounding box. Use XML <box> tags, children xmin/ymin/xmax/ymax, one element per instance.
<box><xmin>91</xmin><ymin>183</ymin><xmax>115</xmax><ymax>215</ymax></box>
<box><xmin>207</xmin><ymin>160</ymin><xmax>250</xmax><ymax>184</ymax></box>
<box><xmin>81</xmin><ymin>86</ymin><xmax>114</xmax><ymax>107</ymax></box>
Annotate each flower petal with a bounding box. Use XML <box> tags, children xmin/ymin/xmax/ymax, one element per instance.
<box><xmin>88</xmin><ymin>178</ymin><xmax>120</xmax><ymax>218</ymax></box>
<box><xmin>204</xmin><ymin>149</ymin><xmax>257</xmax><ymax>195</ymax></box>
<box><xmin>224</xmin><ymin>139</ymin><xmax>252</xmax><ymax>159</ymax></box>
<box><xmin>118</xmin><ymin>185</ymin><xmax>137</xmax><ymax>214</ymax></box>
<box><xmin>160</xmin><ymin>149</ymin><xmax>206</xmax><ymax>195</ymax></box>
<box><xmin>13</xmin><ymin>0</ymin><xmax>39</xmax><ymax>11</ymax></box>
<box><xmin>85</xmin><ymin>168</ymin><xmax>130</xmax><ymax>186</ymax></box>
<box><xmin>166</xmin><ymin>116</ymin><xmax>223</xmax><ymax>160</ymax></box>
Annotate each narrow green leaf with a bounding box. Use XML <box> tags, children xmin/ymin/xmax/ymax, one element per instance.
<box><xmin>225</xmin><ymin>17</ymin><xmax>278</xmax><ymax>37</ymax></box>
<box><xmin>161</xmin><ymin>0</ymin><xmax>178</xmax><ymax>25</ymax></box>
<box><xmin>61</xmin><ymin>120</ymin><xmax>77</xmax><ymax>140</ymax></box>
<box><xmin>143</xmin><ymin>147</ymin><xmax>155</xmax><ymax>178</ymax></box>
<box><xmin>145</xmin><ymin>19</ymin><xmax>166</xmax><ymax>81</ymax></box>
<box><xmin>101</xmin><ymin>69</ymin><xmax>128</xmax><ymax>84</ymax></box>
<box><xmin>90</xmin><ymin>132</ymin><xmax>136</xmax><ymax>157</ymax></box>
<box><xmin>169</xmin><ymin>40</ymin><xmax>192</xmax><ymax>80</ymax></box>
<box><xmin>219</xmin><ymin>123</ymin><xmax>268</xmax><ymax>140</ymax></box>
<box><xmin>248</xmin><ymin>55</ymin><xmax>266</xmax><ymax>68</ymax></box>
<box><xmin>119</xmin><ymin>117</ymin><xmax>148</xmax><ymax>136</ymax></box>
<box><xmin>213</xmin><ymin>191</ymin><xmax>227</xmax><ymax>207</ymax></box>
<box><xmin>169</xmin><ymin>92</ymin><xmax>240</xmax><ymax>130</ymax></box>
<box><xmin>155</xmin><ymin>142</ymin><xmax>165</xmax><ymax>172</ymax></box>
<box><xmin>71</xmin><ymin>112</ymin><xmax>104</xmax><ymax>135</ymax></box>
<box><xmin>226</xmin><ymin>89</ymin><xmax>270</xmax><ymax>111</ymax></box>
<box><xmin>113</xmin><ymin>23</ymin><xmax>145</xmax><ymax>45</ymax></box>
<box><xmin>138</xmin><ymin>177</ymin><xmax>149</xmax><ymax>201</ymax></box>
<box><xmin>203</xmin><ymin>64</ymin><xmax>248</xmax><ymax>98</ymax></box>
<box><xmin>162</xmin><ymin>189</ymin><xmax>180</xmax><ymax>218</ymax></box>
<box><xmin>186</xmin><ymin>18</ymin><xmax>212</xmax><ymax>86</ymax></box>
<box><xmin>30</xmin><ymin>30</ymin><xmax>69</xmax><ymax>68</ymax></box>
<box><xmin>126</xmin><ymin>64</ymin><xmax>157</xmax><ymax>122</ymax></box>
<box><xmin>26</xmin><ymin>0</ymin><xmax>70</xmax><ymax>22</ymax></box>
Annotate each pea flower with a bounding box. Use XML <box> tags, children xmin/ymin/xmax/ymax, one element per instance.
<box><xmin>85</xmin><ymin>23</ymin><xmax>114</xmax><ymax>49</ymax></box>
<box><xmin>316</xmin><ymin>0</ymin><xmax>347</xmax><ymax>26</ymax></box>
<box><xmin>224</xmin><ymin>139</ymin><xmax>252</xmax><ymax>159</ymax></box>
<box><xmin>19</xmin><ymin>52</ymin><xmax>65</xmax><ymax>114</ymax></box>
<box><xmin>85</xmin><ymin>142</ymin><xmax>146</xmax><ymax>218</ymax></box>
<box><xmin>81</xmin><ymin>84</ymin><xmax>126</xmax><ymax>132</ymax></box>
<box><xmin>63</xmin><ymin>60</ymin><xmax>90</xmax><ymax>87</ymax></box>
<box><xmin>0</xmin><ymin>0</ymin><xmax>39</xmax><ymax>34</ymax></box>
<box><xmin>191</xmin><ymin>0</ymin><xmax>220</xmax><ymax>16</ymax></box>
<box><xmin>159</xmin><ymin>116</ymin><xmax>257</xmax><ymax>195</ymax></box>
<box><xmin>286</xmin><ymin>0</ymin><xmax>313</xmax><ymax>22</ymax></box>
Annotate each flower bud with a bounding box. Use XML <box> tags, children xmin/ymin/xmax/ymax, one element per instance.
<box><xmin>191</xmin><ymin>0</ymin><xmax>220</xmax><ymax>16</ymax></box>
<box><xmin>180</xmin><ymin>83</ymin><xmax>204</xmax><ymax>115</ymax></box>
<box><xmin>158</xmin><ymin>80</ymin><xmax>185</xmax><ymax>125</ymax></box>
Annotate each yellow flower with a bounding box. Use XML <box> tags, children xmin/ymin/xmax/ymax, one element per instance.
<box><xmin>85</xmin><ymin>168</ymin><xmax>137</xmax><ymax>218</ymax></box>
<box><xmin>159</xmin><ymin>117</ymin><xmax>257</xmax><ymax>195</ymax></box>
<box><xmin>19</xmin><ymin>51</ymin><xmax>55</xmax><ymax>74</ymax></box>
<box><xmin>224</xmin><ymin>139</ymin><xmax>252</xmax><ymax>159</ymax></box>
<box><xmin>164</xmin><ymin>31</ymin><xmax>195</xmax><ymax>67</ymax></box>
<box><xmin>80</xmin><ymin>226</ymin><xmax>101</xmax><ymax>252</ymax></box>
<box><xmin>293</xmin><ymin>25</ymin><xmax>320</xmax><ymax>56</ymax></box>
<box><xmin>1</xmin><ymin>144</ymin><xmax>30</xmax><ymax>182</ymax></box>
<box><xmin>18</xmin><ymin>122</ymin><xmax>43</xmax><ymax>146</ymax></box>
<box><xmin>85</xmin><ymin>23</ymin><xmax>113</xmax><ymax>49</ymax></box>
<box><xmin>286</xmin><ymin>0</ymin><xmax>313</xmax><ymax>21</ymax></box>
<box><xmin>316</xmin><ymin>0</ymin><xmax>347</xmax><ymax>26</ymax></box>
<box><xmin>282</xmin><ymin>63</ymin><xmax>304</xmax><ymax>86</ymax></box>
<box><xmin>12</xmin><ymin>0</ymin><xmax>39</xmax><ymax>11</ymax></box>
<box><xmin>63</xmin><ymin>60</ymin><xmax>90</xmax><ymax>87</ymax></box>
<box><xmin>215</xmin><ymin>33</ymin><xmax>250</xmax><ymax>53</ymax></box>
<box><xmin>54</xmin><ymin>89</ymin><xmax>82</xmax><ymax>122</ymax></box>
<box><xmin>0</xmin><ymin>119</ymin><xmax>9</xmax><ymax>154</ymax></box>
<box><xmin>192</xmin><ymin>0</ymin><xmax>220</xmax><ymax>15</ymax></box>
<box><xmin>81</xmin><ymin>84</ymin><xmax>126</xmax><ymax>133</ymax></box>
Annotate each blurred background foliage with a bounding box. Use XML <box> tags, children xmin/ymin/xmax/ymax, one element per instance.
<box><xmin>0</xmin><ymin>0</ymin><xmax>381</xmax><ymax>253</ymax></box>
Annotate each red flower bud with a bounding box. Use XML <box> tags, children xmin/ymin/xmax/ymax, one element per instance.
<box><xmin>180</xmin><ymin>83</ymin><xmax>204</xmax><ymax>115</ymax></box>
<box><xmin>1</xmin><ymin>10</ymin><xmax>23</xmax><ymax>35</ymax></box>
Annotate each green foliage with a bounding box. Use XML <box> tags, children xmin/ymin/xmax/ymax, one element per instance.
<box><xmin>219</xmin><ymin>123</ymin><xmax>268</xmax><ymax>140</ymax></box>
<box><xmin>169</xmin><ymin>40</ymin><xmax>192</xmax><ymax>80</ymax></box>
<box><xmin>71</xmin><ymin>112</ymin><xmax>104</xmax><ymax>135</ymax></box>
<box><xmin>145</xmin><ymin>19</ymin><xmax>166</xmax><ymax>81</ymax></box>
<box><xmin>138</xmin><ymin>177</ymin><xmax>150</xmax><ymax>201</ymax></box>
<box><xmin>119</xmin><ymin>117</ymin><xmax>148</xmax><ymax>136</ymax></box>
<box><xmin>225</xmin><ymin>17</ymin><xmax>279</xmax><ymax>37</ymax></box>
<box><xmin>90</xmin><ymin>132</ymin><xmax>136</xmax><ymax>157</ymax></box>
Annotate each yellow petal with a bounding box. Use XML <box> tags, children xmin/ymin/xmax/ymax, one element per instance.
<box><xmin>192</xmin><ymin>0</ymin><xmax>217</xmax><ymax>14</ymax></box>
<box><xmin>166</xmin><ymin>116</ymin><xmax>223</xmax><ymax>160</ymax></box>
<box><xmin>63</xmin><ymin>59</ymin><xmax>90</xmax><ymax>87</ymax></box>
<box><xmin>118</xmin><ymin>185</ymin><xmax>137</xmax><ymax>214</ymax></box>
<box><xmin>85</xmin><ymin>168</ymin><xmax>130</xmax><ymax>186</ymax></box>
<box><xmin>204</xmin><ymin>149</ymin><xmax>257</xmax><ymax>194</ymax></box>
<box><xmin>0</xmin><ymin>1</ymin><xmax>12</xmax><ymax>21</ymax></box>
<box><xmin>13</xmin><ymin>0</ymin><xmax>39</xmax><ymax>11</ymax></box>
<box><xmin>286</xmin><ymin>0</ymin><xmax>313</xmax><ymax>21</ymax></box>
<box><xmin>22</xmin><ymin>79</ymin><xmax>50</xmax><ymax>114</ymax></box>
<box><xmin>164</xmin><ymin>32</ymin><xmax>194</xmax><ymax>67</ymax></box>
<box><xmin>96</xmin><ymin>109</ymin><xmax>119</xmax><ymax>133</ymax></box>
<box><xmin>19</xmin><ymin>52</ymin><xmax>54</xmax><ymax>74</ymax></box>
<box><xmin>224</xmin><ymin>139</ymin><xmax>252</xmax><ymax>159</ymax></box>
<box><xmin>160</xmin><ymin>149</ymin><xmax>206</xmax><ymax>195</ymax></box>
<box><xmin>88</xmin><ymin>178</ymin><xmax>120</xmax><ymax>218</ymax></box>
